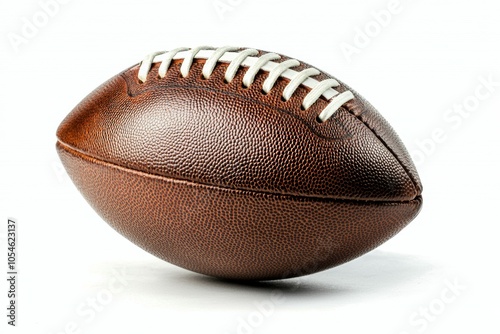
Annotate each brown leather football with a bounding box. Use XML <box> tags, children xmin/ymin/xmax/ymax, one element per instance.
<box><xmin>57</xmin><ymin>46</ymin><xmax>422</xmax><ymax>280</ymax></box>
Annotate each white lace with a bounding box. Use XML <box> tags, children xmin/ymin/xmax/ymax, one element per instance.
<box><xmin>138</xmin><ymin>46</ymin><xmax>355</xmax><ymax>122</ymax></box>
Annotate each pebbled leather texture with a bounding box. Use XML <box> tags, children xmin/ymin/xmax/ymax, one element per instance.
<box><xmin>57</xmin><ymin>48</ymin><xmax>423</xmax><ymax>280</ymax></box>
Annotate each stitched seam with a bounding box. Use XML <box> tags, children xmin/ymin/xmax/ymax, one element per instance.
<box><xmin>343</xmin><ymin>103</ymin><xmax>420</xmax><ymax>195</ymax></box>
<box><xmin>121</xmin><ymin>70</ymin><xmax>352</xmax><ymax>141</ymax></box>
<box><xmin>58</xmin><ymin>140</ymin><xmax>421</xmax><ymax>204</ymax></box>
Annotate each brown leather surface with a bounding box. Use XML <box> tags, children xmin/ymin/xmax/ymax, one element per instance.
<box><xmin>58</xmin><ymin>142</ymin><xmax>422</xmax><ymax>280</ymax></box>
<box><xmin>57</xmin><ymin>48</ymin><xmax>423</xmax><ymax>279</ymax></box>
<box><xmin>57</xmin><ymin>55</ymin><xmax>421</xmax><ymax>201</ymax></box>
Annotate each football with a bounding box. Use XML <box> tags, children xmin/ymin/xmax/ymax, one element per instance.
<box><xmin>57</xmin><ymin>46</ymin><xmax>422</xmax><ymax>280</ymax></box>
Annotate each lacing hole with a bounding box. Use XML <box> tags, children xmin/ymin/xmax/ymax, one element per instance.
<box><xmin>261</xmin><ymin>89</ymin><xmax>268</xmax><ymax>95</ymax></box>
<box><xmin>281</xmin><ymin>96</ymin><xmax>287</xmax><ymax>102</ymax></box>
<box><xmin>201</xmin><ymin>75</ymin><xmax>208</xmax><ymax>81</ymax></box>
<box><xmin>316</xmin><ymin>115</ymin><xmax>324</xmax><ymax>123</ymax></box>
<box><xmin>300</xmin><ymin>105</ymin><xmax>306</xmax><ymax>111</ymax></box>
<box><xmin>241</xmin><ymin>83</ymin><xmax>249</xmax><ymax>89</ymax></box>
<box><xmin>223</xmin><ymin>79</ymin><xmax>230</xmax><ymax>84</ymax></box>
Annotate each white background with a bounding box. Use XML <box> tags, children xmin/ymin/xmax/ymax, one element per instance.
<box><xmin>1</xmin><ymin>0</ymin><xmax>499</xmax><ymax>333</ymax></box>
